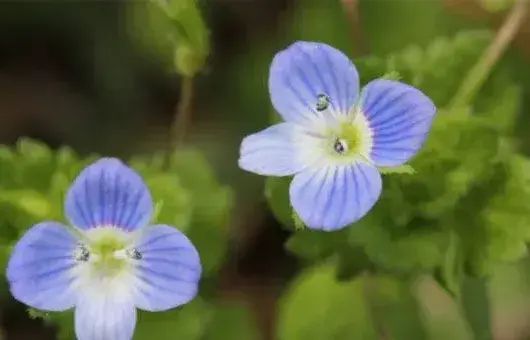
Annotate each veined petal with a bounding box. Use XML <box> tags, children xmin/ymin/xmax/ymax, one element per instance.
<box><xmin>360</xmin><ymin>79</ymin><xmax>436</xmax><ymax>166</ymax></box>
<box><xmin>75</xmin><ymin>293</ymin><xmax>136</xmax><ymax>340</ymax></box>
<box><xmin>269</xmin><ymin>41</ymin><xmax>360</xmax><ymax>126</ymax></box>
<box><xmin>289</xmin><ymin>162</ymin><xmax>382</xmax><ymax>231</ymax></box>
<box><xmin>239</xmin><ymin>123</ymin><xmax>323</xmax><ymax>176</ymax></box>
<box><xmin>6</xmin><ymin>222</ymin><xmax>78</xmax><ymax>311</ymax></box>
<box><xmin>131</xmin><ymin>225</ymin><xmax>201</xmax><ymax>311</ymax></box>
<box><xmin>65</xmin><ymin>158</ymin><xmax>153</xmax><ymax>231</ymax></box>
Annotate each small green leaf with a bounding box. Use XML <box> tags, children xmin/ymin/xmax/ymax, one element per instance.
<box><xmin>265</xmin><ymin>177</ymin><xmax>294</xmax><ymax>229</ymax></box>
<box><xmin>285</xmin><ymin>230</ymin><xmax>347</xmax><ymax>262</ymax></box>
<box><xmin>477</xmin><ymin>0</ymin><xmax>516</xmax><ymax>12</ymax></box>
<box><xmin>277</xmin><ymin>264</ymin><xmax>376</xmax><ymax>339</ymax></box>
<box><xmin>169</xmin><ymin>149</ymin><xmax>234</xmax><ymax>276</ymax></box>
<box><xmin>461</xmin><ymin>277</ymin><xmax>493</xmax><ymax>340</ymax></box>
<box><xmin>0</xmin><ymin>190</ymin><xmax>54</xmax><ymax>220</ymax></box>
<box><xmin>378</xmin><ymin>164</ymin><xmax>416</xmax><ymax>175</ymax></box>
<box><xmin>27</xmin><ymin>308</ymin><xmax>51</xmax><ymax>320</ymax></box>
<box><xmin>152</xmin><ymin>200</ymin><xmax>164</xmax><ymax>223</ymax></box>
<box><xmin>157</xmin><ymin>0</ymin><xmax>209</xmax><ymax>76</ymax></box>
<box><xmin>380</xmin><ymin>70</ymin><xmax>401</xmax><ymax>81</ymax></box>
<box><xmin>201</xmin><ymin>302</ymin><xmax>260</xmax><ymax>340</ymax></box>
<box><xmin>292</xmin><ymin>211</ymin><xmax>306</xmax><ymax>230</ymax></box>
<box><xmin>435</xmin><ymin>231</ymin><xmax>463</xmax><ymax>298</ymax></box>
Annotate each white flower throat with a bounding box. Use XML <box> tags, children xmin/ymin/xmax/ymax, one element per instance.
<box><xmin>313</xmin><ymin>92</ymin><xmax>374</xmax><ymax>163</ymax></box>
<box><xmin>72</xmin><ymin>227</ymin><xmax>141</xmax><ymax>278</ymax></box>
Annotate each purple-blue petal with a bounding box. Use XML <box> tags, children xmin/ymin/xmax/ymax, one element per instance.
<box><xmin>6</xmin><ymin>222</ymin><xmax>78</xmax><ymax>311</ymax></box>
<box><xmin>75</xmin><ymin>295</ymin><xmax>136</xmax><ymax>340</ymax></box>
<box><xmin>360</xmin><ymin>79</ymin><xmax>436</xmax><ymax>167</ymax></box>
<box><xmin>239</xmin><ymin>123</ymin><xmax>308</xmax><ymax>176</ymax></box>
<box><xmin>65</xmin><ymin>158</ymin><xmax>153</xmax><ymax>231</ymax></box>
<box><xmin>269</xmin><ymin>41</ymin><xmax>360</xmax><ymax>125</ymax></box>
<box><xmin>289</xmin><ymin>163</ymin><xmax>382</xmax><ymax>231</ymax></box>
<box><xmin>132</xmin><ymin>225</ymin><xmax>201</xmax><ymax>311</ymax></box>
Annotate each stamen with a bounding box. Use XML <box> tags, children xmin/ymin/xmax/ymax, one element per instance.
<box><xmin>126</xmin><ymin>248</ymin><xmax>143</xmax><ymax>260</ymax></box>
<box><xmin>73</xmin><ymin>243</ymin><xmax>90</xmax><ymax>262</ymax></box>
<box><xmin>333</xmin><ymin>138</ymin><xmax>348</xmax><ymax>154</ymax></box>
<box><xmin>113</xmin><ymin>248</ymin><xmax>142</xmax><ymax>260</ymax></box>
<box><xmin>316</xmin><ymin>93</ymin><xmax>330</xmax><ymax>112</ymax></box>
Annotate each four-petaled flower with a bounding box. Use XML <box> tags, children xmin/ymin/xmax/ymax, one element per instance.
<box><xmin>6</xmin><ymin>158</ymin><xmax>202</xmax><ymax>340</ymax></box>
<box><xmin>239</xmin><ymin>41</ymin><xmax>437</xmax><ymax>231</ymax></box>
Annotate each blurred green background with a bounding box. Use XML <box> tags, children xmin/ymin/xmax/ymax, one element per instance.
<box><xmin>1</xmin><ymin>0</ymin><xmax>530</xmax><ymax>339</ymax></box>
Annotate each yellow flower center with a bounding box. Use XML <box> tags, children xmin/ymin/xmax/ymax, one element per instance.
<box><xmin>74</xmin><ymin>227</ymin><xmax>138</xmax><ymax>278</ymax></box>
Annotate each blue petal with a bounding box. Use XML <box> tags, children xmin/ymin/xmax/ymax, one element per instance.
<box><xmin>289</xmin><ymin>163</ymin><xmax>382</xmax><ymax>231</ymax></box>
<box><xmin>239</xmin><ymin>123</ymin><xmax>312</xmax><ymax>176</ymax></box>
<box><xmin>269</xmin><ymin>41</ymin><xmax>360</xmax><ymax>125</ymax></box>
<box><xmin>75</xmin><ymin>295</ymin><xmax>136</xmax><ymax>340</ymax></box>
<box><xmin>6</xmin><ymin>222</ymin><xmax>78</xmax><ymax>311</ymax></box>
<box><xmin>132</xmin><ymin>225</ymin><xmax>201</xmax><ymax>311</ymax></box>
<box><xmin>360</xmin><ymin>79</ymin><xmax>436</xmax><ymax>167</ymax></box>
<box><xmin>65</xmin><ymin>158</ymin><xmax>153</xmax><ymax>231</ymax></box>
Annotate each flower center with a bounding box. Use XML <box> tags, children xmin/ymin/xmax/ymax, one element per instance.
<box><xmin>331</xmin><ymin>122</ymin><xmax>361</xmax><ymax>157</ymax></box>
<box><xmin>73</xmin><ymin>227</ymin><xmax>142</xmax><ymax>278</ymax></box>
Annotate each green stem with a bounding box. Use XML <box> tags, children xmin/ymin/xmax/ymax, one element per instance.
<box><xmin>449</xmin><ymin>0</ymin><xmax>528</xmax><ymax>109</ymax></box>
<box><xmin>460</xmin><ymin>277</ymin><xmax>493</xmax><ymax>340</ymax></box>
<box><xmin>165</xmin><ymin>76</ymin><xmax>194</xmax><ymax>166</ymax></box>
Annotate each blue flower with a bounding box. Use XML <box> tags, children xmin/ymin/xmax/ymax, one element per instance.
<box><xmin>6</xmin><ymin>158</ymin><xmax>202</xmax><ymax>340</ymax></box>
<box><xmin>239</xmin><ymin>41</ymin><xmax>436</xmax><ymax>231</ymax></box>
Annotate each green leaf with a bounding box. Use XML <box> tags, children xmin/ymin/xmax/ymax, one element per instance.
<box><xmin>478</xmin><ymin>0</ymin><xmax>516</xmax><ymax>12</ymax></box>
<box><xmin>378</xmin><ymin>164</ymin><xmax>416</xmax><ymax>175</ymax></box>
<box><xmin>201</xmin><ymin>302</ymin><xmax>260</xmax><ymax>340</ymax></box>
<box><xmin>461</xmin><ymin>277</ymin><xmax>493</xmax><ymax>340</ymax></box>
<box><xmin>265</xmin><ymin>177</ymin><xmax>294</xmax><ymax>229</ymax></box>
<box><xmin>169</xmin><ymin>149</ymin><xmax>234</xmax><ymax>276</ymax></box>
<box><xmin>434</xmin><ymin>231</ymin><xmax>464</xmax><ymax>298</ymax></box>
<box><xmin>135</xmin><ymin>298</ymin><xmax>211</xmax><ymax>340</ymax></box>
<box><xmin>155</xmin><ymin>0</ymin><xmax>209</xmax><ymax>76</ymax></box>
<box><xmin>356</xmin><ymin>30</ymin><xmax>493</xmax><ymax>106</ymax></box>
<box><xmin>27</xmin><ymin>308</ymin><xmax>51</xmax><ymax>321</ymax></box>
<box><xmin>0</xmin><ymin>190</ymin><xmax>54</xmax><ymax>221</ymax></box>
<box><xmin>364</xmin><ymin>276</ymin><xmax>429</xmax><ymax>340</ymax></box>
<box><xmin>277</xmin><ymin>264</ymin><xmax>376</xmax><ymax>339</ymax></box>
<box><xmin>285</xmin><ymin>229</ymin><xmax>347</xmax><ymax>262</ymax></box>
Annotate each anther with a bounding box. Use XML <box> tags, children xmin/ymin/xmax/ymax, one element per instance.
<box><xmin>125</xmin><ymin>248</ymin><xmax>143</xmax><ymax>260</ymax></box>
<box><xmin>333</xmin><ymin>138</ymin><xmax>348</xmax><ymax>154</ymax></box>
<box><xmin>73</xmin><ymin>244</ymin><xmax>90</xmax><ymax>262</ymax></box>
<box><xmin>316</xmin><ymin>94</ymin><xmax>330</xmax><ymax>112</ymax></box>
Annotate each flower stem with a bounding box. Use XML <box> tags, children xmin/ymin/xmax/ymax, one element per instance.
<box><xmin>449</xmin><ymin>0</ymin><xmax>528</xmax><ymax>109</ymax></box>
<box><xmin>165</xmin><ymin>76</ymin><xmax>194</xmax><ymax>166</ymax></box>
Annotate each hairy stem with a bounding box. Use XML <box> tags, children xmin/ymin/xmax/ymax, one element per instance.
<box><xmin>450</xmin><ymin>0</ymin><xmax>528</xmax><ymax>109</ymax></box>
